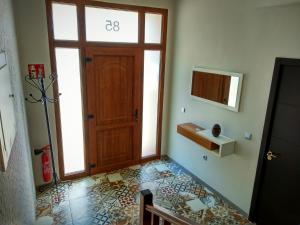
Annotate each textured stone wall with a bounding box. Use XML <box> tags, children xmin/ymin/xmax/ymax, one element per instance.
<box><xmin>0</xmin><ymin>0</ymin><xmax>36</xmax><ymax>224</ymax></box>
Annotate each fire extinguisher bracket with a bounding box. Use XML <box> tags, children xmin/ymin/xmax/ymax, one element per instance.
<box><xmin>34</xmin><ymin>145</ymin><xmax>50</xmax><ymax>155</ymax></box>
<box><xmin>34</xmin><ymin>148</ymin><xmax>44</xmax><ymax>155</ymax></box>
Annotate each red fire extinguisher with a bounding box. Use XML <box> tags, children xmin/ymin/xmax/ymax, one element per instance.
<box><xmin>34</xmin><ymin>145</ymin><xmax>52</xmax><ymax>183</ymax></box>
<box><xmin>42</xmin><ymin>145</ymin><xmax>52</xmax><ymax>182</ymax></box>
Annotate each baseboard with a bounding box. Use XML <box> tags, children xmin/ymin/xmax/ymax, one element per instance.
<box><xmin>162</xmin><ymin>154</ymin><xmax>249</xmax><ymax>218</ymax></box>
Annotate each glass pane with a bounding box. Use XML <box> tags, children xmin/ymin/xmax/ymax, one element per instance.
<box><xmin>228</xmin><ymin>77</ymin><xmax>239</xmax><ymax>107</ymax></box>
<box><xmin>52</xmin><ymin>3</ymin><xmax>78</xmax><ymax>40</ymax></box>
<box><xmin>55</xmin><ymin>48</ymin><xmax>85</xmax><ymax>174</ymax></box>
<box><xmin>142</xmin><ymin>50</ymin><xmax>161</xmax><ymax>157</ymax></box>
<box><xmin>85</xmin><ymin>7</ymin><xmax>138</xmax><ymax>43</ymax></box>
<box><xmin>145</xmin><ymin>13</ymin><xmax>162</xmax><ymax>44</ymax></box>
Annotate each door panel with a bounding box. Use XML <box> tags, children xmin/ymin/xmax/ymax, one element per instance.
<box><xmin>255</xmin><ymin>61</ymin><xmax>300</xmax><ymax>225</ymax></box>
<box><xmin>86</xmin><ymin>47</ymin><xmax>141</xmax><ymax>174</ymax></box>
<box><xmin>95</xmin><ymin>56</ymin><xmax>134</xmax><ymax>126</ymax></box>
<box><xmin>272</xmin><ymin>104</ymin><xmax>300</xmax><ymax>144</ymax></box>
<box><xmin>97</xmin><ymin>127</ymin><xmax>133</xmax><ymax>167</ymax></box>
<box><xmin>277</xmin><ymin>66</ymin><xmax>300</xmax><ymax>106</ymax></box>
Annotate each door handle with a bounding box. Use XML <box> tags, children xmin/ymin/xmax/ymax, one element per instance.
<box><xmin>134</xmin><ymin>109</ymin><xmax>138</xmax><ymax>121</ymax></box>
<box><xmin>267</xmin><ymin>150</ymin><xmax>278</xmax><ymax>161</ymax></box>
<box><xmin>87</xmin><ymin>114</ymin><xmax>95</xmax><ymax>120</ymax></box>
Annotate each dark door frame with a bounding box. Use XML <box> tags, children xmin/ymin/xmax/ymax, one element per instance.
<box><xmin>249</xmin><ymin>57</ymin><xmax>300</xmax><ymax>222</ymax></box>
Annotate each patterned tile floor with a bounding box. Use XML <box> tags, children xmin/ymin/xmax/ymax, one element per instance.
<box><xmin>36</xmin><ymin>159</ymin><xmax>251</xmax><ymax>225</ymax></box>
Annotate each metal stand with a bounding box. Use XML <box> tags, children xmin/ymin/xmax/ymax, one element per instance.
<box><xmin>25</xmin><ymin>74</ymin><xmax>60</xmax><ymax>192</ymax></box>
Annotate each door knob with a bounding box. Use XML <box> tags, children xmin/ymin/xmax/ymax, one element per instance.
<box><xmin>267</xmin><ymin>150</ymin><xmax>278</xmax><ymax>161</ymax></box>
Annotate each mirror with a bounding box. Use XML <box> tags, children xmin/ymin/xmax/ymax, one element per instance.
<box><xmin>191</xmin><ymin>67</ymin><xmax>243</xmax><ymax>112</ymax></box>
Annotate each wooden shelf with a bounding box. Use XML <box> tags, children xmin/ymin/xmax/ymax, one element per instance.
<box><xmin>177</xmin><ymin>123</ymin><xmax>235</xmax><ymax>157</ymax></box>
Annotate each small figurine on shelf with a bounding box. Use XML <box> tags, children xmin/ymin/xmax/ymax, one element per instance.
<box><xmin>212</xmin><ymin>124</ymin><xmax>221</xmax><ymax>137</ymax></box>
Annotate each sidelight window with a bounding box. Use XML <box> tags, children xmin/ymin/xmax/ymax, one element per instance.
<box><xmin>142</xmin><ymin>50</ymin><xmax>161</xmax><ymax>157</ymax></box>
<box><xmin>55</xmin><ymin>48</ymin><xmax>85</xmax><ymax>174</ymax></box>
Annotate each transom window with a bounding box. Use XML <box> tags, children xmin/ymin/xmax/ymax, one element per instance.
<box><xmin>52</xmin><ymin>3</ymin><xmax>78</xmax><ymax>41</ymax></box>
<box><xmin>85</xmin><ymin>6</ymin><xmax>139</xmax><ymax>43</ymax></box>
<box><xmin>50</xmin><ymin>2</ymin><xmax>165</xmax><ymax>45</ymax></box>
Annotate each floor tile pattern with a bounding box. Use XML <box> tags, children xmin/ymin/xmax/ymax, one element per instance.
<box><xmin>36</xmin><ymin>159</ymin><xmax>251</xmax><ymax>225</ymax></box>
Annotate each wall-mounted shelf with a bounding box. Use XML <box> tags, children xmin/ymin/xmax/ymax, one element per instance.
<box><xmin>177</xmin><ymin>123</ymin><xmax>235</xmax><ymax>157</ymax></box>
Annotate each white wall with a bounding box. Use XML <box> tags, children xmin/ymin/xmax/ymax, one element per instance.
<box><xmin>257</xmin><ymin>0</ymin><xmax>300</xmax><ymax>7</ymax></box>
<box><xmin>167</xmin><ymin>0</ymin><xmax>300</xmax><ymax>213</ymax></box>
<box><xmin>13</xmin><ymin>0</ymin><xmax>176</xmax><ymax>186</ymax></box>
<box><xmin>14</xmin><ymin>0</ymin><xmax>58</xmax><ymax>186</ymax></box>
<box><xmin>0</xmin><ymin>0</ymin><xmax>35</xmax><ymax>224</ymax></box>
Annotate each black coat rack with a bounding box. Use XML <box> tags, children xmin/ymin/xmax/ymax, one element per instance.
<box><xmin>25</xmin><ymin>74</ymin><xmax>60</xmax><ymax>191</ymax></box>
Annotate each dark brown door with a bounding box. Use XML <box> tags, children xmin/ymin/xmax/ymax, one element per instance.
<box><xmin>251</xmin><ymin>58</ymin><xmax>300</xmax><ymax>225</ymax></box>
<box><xmin>85</xmin><ymin>47</ymin><xmax>142</xmax><ymax>174</ymax></box>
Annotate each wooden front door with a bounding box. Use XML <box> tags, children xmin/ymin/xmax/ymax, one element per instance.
<box><xmin>250</xmin><ymin>58</ymin><xmax>300</xmax><ymax>225</ymax></box>
<box><xmin>85</xmin><ymin>47</ymin><xmax>142</xmax><ymax>174</ymax></box>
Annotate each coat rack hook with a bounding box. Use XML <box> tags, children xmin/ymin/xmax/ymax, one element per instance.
<box><xmin>24</xmin><ymin>74</ymin><xmax>60</xmax><ymax>198</ymax></box>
